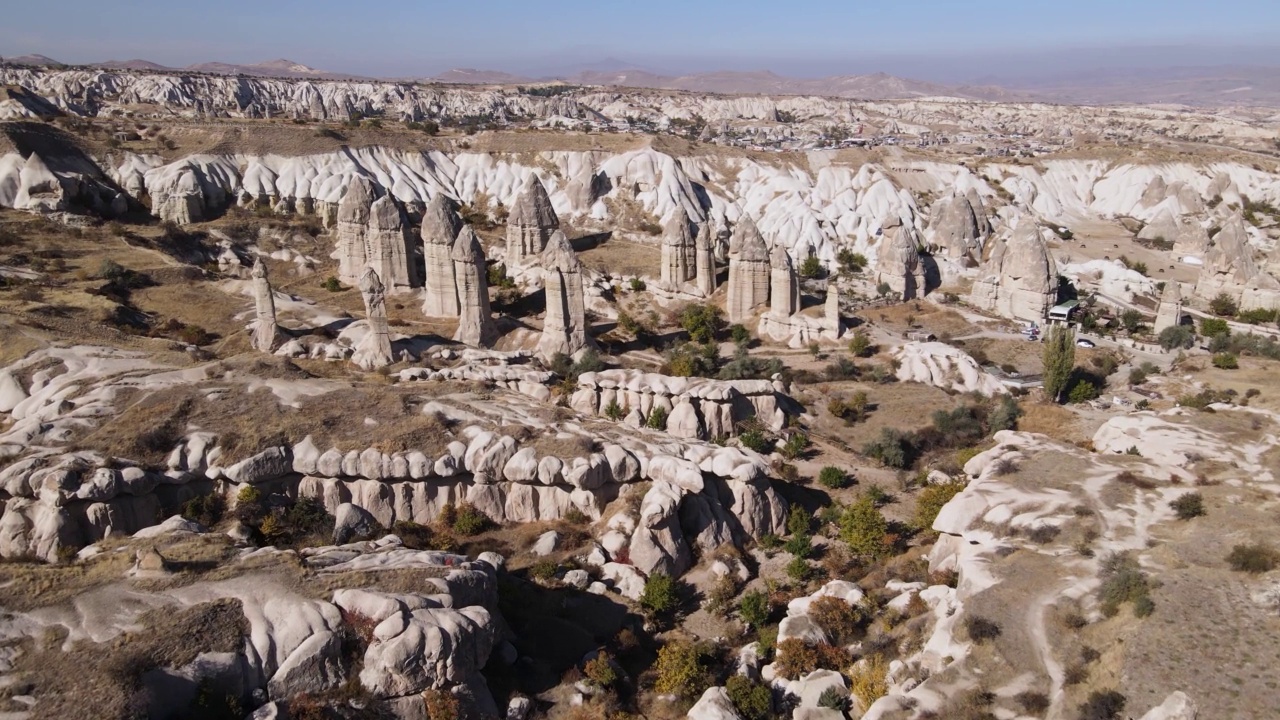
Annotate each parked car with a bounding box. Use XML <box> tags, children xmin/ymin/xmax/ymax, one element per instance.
<box><xmin>1076</xmin><ymin>338</ymin><xmax>1096</xmax><ymax>348</ymax></box>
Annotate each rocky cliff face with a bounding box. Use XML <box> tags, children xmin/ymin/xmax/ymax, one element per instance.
<box><xmin>1193</xmin><ymin>214</ymin><xmax>1280</xmax><ymax>308</ymax></box>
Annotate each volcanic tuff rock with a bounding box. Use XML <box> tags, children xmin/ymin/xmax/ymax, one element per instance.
<box><xmin>451</xmin><ymin>227</ymin><xmax>498</xmax><ymax>347</ymax></box>
<box><xmin>726</xmin><ymin>217</ymin><xmax>771</xmax><ymax>322</ymax></box>
<box><xmin>1193</xmin><ymin>214</ymin><xmax>1280</xmax><ymax>308</ymax></box>
<box><xmin>925</xmin><ymin>190</ymin><xmax>989</xmax><ymax>266</ymax></box>
<box><xmin>506</xmin><ymin>174</ymin><xmax>559</xmax><ymax>268</ymax></box>
<box><xmin>366</xmin><ymin>194</ymin><xmax>419</xmax><ymax>293</ymax></box>
<box><xmin>968</xmin><ymin>219</ymin><xmax>1058</xmax><ymax>322</ymax></box>
<box><xmin>250</xmin><ymin>258</ymin><xmax>281</xmax><ymax>353</ymax></box>
<box><xmin>352</xmin><ymin>268</ymin><xmax>393</xmax><ymax>370</ymax></box>
<box><xmin>421</xmin><ymin>194</ymin><xmax>463</xmax><ymax>317</ymax></box>
<box><xmin>874</xmin><ymin>215</ymin><xmax>926</xmax><ymax>300</ymax></box>
<box><xmin>661</xmin><ymin>208</ymin><xmax>696</xmax><ymax>287</ymax></box>
<box><xmin>1138</xmin><ymin>207</ymin><xmax>1210</xmax><ymax>257</ymax></box>
<box><xmin>694</xmin><ymin>222</ymin><xmax>718</xmax><ymax>297</ymax></box>
<box><xmin>538</xmin><ymin>230</ymin><xmax>590</xmax><ymax>360</ymax></box>
<box><xmin>335</xmin><ymin>175</ymin><xmax>375</xmax><ymax>286</ymax></box>
<box><xmin>768</xmin><ymin>242</ymin><xmax>798</xmax><ymax>318</ymax></box>
<box><xmin>1154</xmin><ymin>280</ymin><xmax>1183</xmax><ymax>333</ymax></box>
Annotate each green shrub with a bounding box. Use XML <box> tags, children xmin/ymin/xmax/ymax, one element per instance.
<box><xmin>730</xmin><ymin>323</ymin><xmax>751</xmax><ymax>344</ymax></box>
<box><xmin>451</xmin><ymin>502</ymin><xmax>491</xmax><ymax>536</ymax></box>
<box><xmin>1169</xmin><ymin>492</ymin><xmax>1204</xmax><ymax>520</ymax></box>
<box><xmin>629</xmin><ymin>277</ymin><xmax>646</xmax><ymax>292</ymax></box>
<box><xmin>641</xmin><ymin>572</ymin><xmax>680</xmax><ymax>615</ymax></box>
<box><xmin>583</xmin><ymin>651</ymin><xmax>618</xmax><ymax>688</ymax></box>
<box><xmin>774</xmin><ymin>638</ymin><xmax>847</xmax><ymax>680</ymax></box>
<box><xmin>848</xmin><ymin>330</ymin><xmax>873</xmax><ymax>357</ymax></box>
<box><xmin>964</xmin><ymin>615</ymin><xmax>1002</xmax><ymax>643</ymax></box>
<box><xmin>1211</xmin><ymin>352</ymin><xmax>1238</xmax><ymax>369</ymax></box>
<box><xmin>784</xmin><ymin>533</ymin><xmax>813</xmax><ymax>559</ymax></box>
<box><xmin>837</xmin><ymin>249</ymin><xmax>867</xmax><ymax>274</ymax></box>
<box><xmin>786</xmin><ymin>556</ymin><xmax>813</xmax><ymax>582</ymax></box>
<box><xmin>604</xmin><ymin>400</ymin><xmax>626</xmax><ymax>420</ymax></box>
<box><xmin>780</xmin><ymin>432</ymin><xmax>810</xmax><ymax>460</ymax></box>
<box><xmin>679</xmin><ymin>303</ymin><xmax>726</xmax><ymax>343</ymax></box>
<box><xmin>913</xmin><ymin>481</ymin><xmax>966</xmax><ymax>532</ymax></box>
<box><xmin>1226</xmin><ymin>543</ymin><xmax>1279</xmax><ymax>573</ymax></box>
<box><xmin>181</xmin><ymin>493</ymin><xmax>226</xmax><ymax>527</ymax></box>
<box><xmin>739</xmin><ymin>591</ymin><xmax>769</xmax><ymax>628</ymax></box>
<box><xmin>529</xmin><ymin>560</ymin><xmax>558</xmax><ymax>581</ymax></box>
<box><xmin>321</xmin><ymin>276</ymin><xmax>343</xmax><ymax>292</ymax></box>
<box><xmin>840</xmin><ymin>494</ymin><xmax>888</xmax><ymax>558</ymax></box>
<box><xmin>787</xmin><ymin>504</ymin><xmax>811</xmax><ymax>536</ymax></box>
<box><xmin>738</xmin><ymin>428</ymin><xmax>773</xmax><ymax>454</ymax></box>
<box><xmin>818</xmin><ymin>466</ymin><xmax>851</xmax><ymax>489</ymax></box>
<box><xmin>862</xmin><ymin>427</ymin><xmax>914</xmax><ymax>468</ymax></box>
<box><xmin>1209</xmin><ymin>293</ymin><xmax>1238</xmax><ymax>317</ymax></box>
<box><xmin>1098</xmin><ymin>553</ymin><xmax>1153</xmax><ymax>617</ymax></box>
<box><xmin>799</xmin><ymin>254</ymin><xmax>824</xmax><ymax>278</ymax></box>
<box><xmin>1067</xmin><ymin>379</ymin><xmax>1100</xmax><ymax>404</ymax></box>
<box><xmin>653</xmin><ymin>639</ymin><xmax>708</xmax><ymax>699</ymax></box>
<box><xmin>1158</xmin><ymin>325</ymin><xmax>1194</xmax><ymax>350</ymax></box>
<box><xmin>725</xmin><ymin>674</ymin><xmax>772</xmax><ymax>720</ymax></box>
<box><xmin>646</xmin><ymin>406</ymin><xmax>669</xmax><ymax>430</ymax></box>
<box><xmin>1077</xmin><ymin>690</ymin><xmax>1126</xmax><ymax>720</ymax></box>
<box><xmin>1199</xmin><ymin>317</ymin><xmax>1230</xmax><ymax>337</ymax></box>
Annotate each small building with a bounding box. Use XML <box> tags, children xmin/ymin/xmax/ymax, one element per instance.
<box><xmin>1047</xmin><ymin>300</ymin><xmax>1080</xmax><ymax>324</ymax></box>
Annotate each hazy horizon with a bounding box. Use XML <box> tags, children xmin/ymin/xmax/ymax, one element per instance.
<box><xmin>3</xmin><ymin>0</ymin><xmax>1280</xmax><ymax>85</ymax></box>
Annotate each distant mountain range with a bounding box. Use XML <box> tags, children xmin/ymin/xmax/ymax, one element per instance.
<box><xmin>4</xmin><ymin>52</ymin><xmax>1279</xmax><ymax>106</ymax></box>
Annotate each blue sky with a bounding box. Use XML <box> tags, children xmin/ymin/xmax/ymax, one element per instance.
<box><xmin>3</xmin><ymin>0</ymin><xmax>1279</xmax><ymax>80</ymax></box>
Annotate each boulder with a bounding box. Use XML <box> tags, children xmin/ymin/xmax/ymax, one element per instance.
<box><xmin>686</xmin><ymin>686</ymin><xmax>745</xmax><ymax>720</ymax></box>
<box><xmin>333</xmin><ymin>502</ymin><xmax>379</xmax><ymax>544</ymax></box>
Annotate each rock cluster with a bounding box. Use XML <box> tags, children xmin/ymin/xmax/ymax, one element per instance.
<box><xmin>1192</xmin><ymin>214</ymin><xmax>1280</xmax><ymax>309</ymax></box>
<box><xmin>968</xmin><ymin>219</ymin><xmax>1058</xmax><ymax>322</ymax></box>
<box><xmin>893</xmin><ymin>342</ymin><xmax>1007</xmax><ymax>396</ymax></box>
<box><xmin>926</xmin><ymin>190</ymin><xmax>989</xmax><ymax>266</ymax></box>
<box><xmin>505</xmin><ymin>174</ymin><xmax>559</xmax><ymax>268</ymax></box>
<box><xmin>569</xmin><ymin>369</ymin><xmax>795</xmax><ymax>439</ymax></box>
<box><xmin>334</xmin><ymin>177</ymin><xmax>418</xmax><ymax>293</ymax></box>
<box><xmin>250</xmin><ymin>258</ymin><xmax>281</xmax><ymax>353</ymax></box>
<box><xmin>538</xmin><ymin>230</ymin><xmax>590</xmax><ymax>360</ymax></box>
<box><xmin>874</xmin><ymin>215</ymin><xmax>926</xmax><ymax>300</ymax></box>
<box><xmin>726</xmin><ymin>217</ymin><xmax>772</xmax><ymax>322</ymax></box>
<box><xmin>335</xmin><ymin>176</ymin><xmax>376</xmax><ymax>286</ymax></box>
<box><xmin>451</xmin><ymin>227</ymin><xmax>498</xmax><ymax>347</ymax></box>
<box><xmin>352</xmin><ymin>268</ymin><xmax>393</xmax><ymax>370</ymax></box>
<box><xmin>1138</xmin><ymin>208</ymin><xmax>1209</xmax><ymax>257</ymax></box>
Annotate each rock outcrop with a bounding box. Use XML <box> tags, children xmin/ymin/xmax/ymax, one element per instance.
<box><xmin>695</xmin><ymin>222</ymin><xmax>718</xmax><ymax>297</ymax></box>
<box><xmin>726</xmin><ymin>217</ymin><xmax>771</xmax><ymax>323</ymax></box>
<box><xmin>1192</xmin><ymin>214</ymin><xmax>1280</xmax><ymax>309</ymax></box>
<box><xmin>570</xmin><ymin>369</ymin><xmax>796</xmax><ymax>438</ymax></box>
<box><xmin>250</xmin><ymin>258</ymin><xmax>281</xmax><ymax>353</ymax></box>
<box><xmin>874</xmin><ymin>215</ymin><xmax>926</xmax><ymax>300</ymax></box>
<box><xmin>421</xmin><ymin>194</ymin><xmax>463</xmax><ymax>317</ymax></box>
<box><xmin>335</xmin><ymin>176</ymin><xmax>375</xmax><ymax>286</ymax></box>
<box><xmin>451</xmin><ymin>227</ymin><xmax>498</xmax><ymax>347</ymax></box>
<box><xmin>538</xmin><ymin>230</ymin><xmax>589</xmax><ymax>360</ymax></box>
<box><xmin>505</xmin><ymin>174</ymin><xmax>558</xmax><ymax>268</ymax></box>
<box><xmin>352</xmin><ymin>268</ymin><xmax>393</xmax><ymax>370</ymax></box>
<box><xmin>151</xmin><ymin>165</ymin><xmax>206</xmax><ymax>225</ymax></box>
<box><xmin>968</xmin><ymin>219</ymin><xmax>1058</xmax><ymax>322</ymax></box>
<box><xmin>768</xmin><ymin>243</ymin><xmax>798</xmax><ymax>318</ymax></box>
<box><xmin>661</xmin><ymin>209</ymin><xmax>696</xmax><ymax>287</ymax></box>
<box><xmin>893</xmin><ymin>342</ymin><xmax>1007</xmax><ymax>396</ymax></box>
<box><xmin>926</xmin><ymin>190</ymin><xmax>989</xmax><ymax>266</ymax></box>
<box><xmin>1138</xmin><ymin>208</ymin><xmax>1210</xmax><ymax>258</ymax></box>
<box><xmin>1154</xmin><ymin>280</ymin><xmax>1183</xmax><ymax>333</ymax></box>
<box><xmin>366</xmin><ymin>194</ymin><xmax>418</xmax><ymax>293</ymax></box>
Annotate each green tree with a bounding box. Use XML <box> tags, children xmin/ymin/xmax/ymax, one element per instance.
<box><xmin>1199</xmin><ymin>317</ymin><xmax>1230</xmax><ymax>338</ymax></box>
<box><xmin>1209</xmin><ymin>292</ymin><xmax>1238</xmax><ymax>317</ymax></box>
<box><xmin>679</xmin><ymin>303</ymin><xmax>726</xmax><ymax>343</ymax></box>
<box><xmin>848</xmin><ymin>330</ymin><xmax>873</xmax><ymax>357</ymax></box>
<box><xmin>840</xmin><ymin>494</ymin><xmax>888</xmax><ymax>558</ymax></box>
<box><xmin>799</xmin><ymin>254</ymin><xmax>824</xmax><ymax>278</ymax></box>
<box><xmin>1157</xmin><ymin>325</ymin><xmax>1194</xmax><ymax>350</ymax></box>
<box><xmin>1042</xmin><ymin>325</ymin><xmax>1076</xmax><ymax>403</ymax></box>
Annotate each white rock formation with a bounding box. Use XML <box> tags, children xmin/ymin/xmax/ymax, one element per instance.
<box><xmin>892</xmin><ymin>342</ymin><xmax>1007</xmax><ymax>396</ymax></box>
<box><xmin>538</xmin><ymin>230</ymin><xmax>589</xmax><ymax>360</ymax></box>
<box><xmin>421</xmin><ymin>194</ymin><xmax>463</xmax><ymax>317</ymax></box>
<box><xmin>1192</xmin><ymin>214</ymin><xmax>1280</xmax><ymax>309</ymax></box>
<box><xmin>505</xmin><ymin>174</ymin><xmax>558</xmax><ymax>268</ymax></box>
<box><xmin>352</xmin><ymin>268</ymin><xmax>393</xmax><ymax>370</ymax></box>
<box><xmin>968</xmin><ymin>219</ymin><xmax>1058</xmax><ymax>322</ymax></box>
<box><xmin>875</xmin><ymin>215</ymin><xmax>926</xmax><ymax>300</ymax></box>
<box><xmin>926</xmin><ymin>190</ymin><xmax>989</xmax><ymax>266</ymax></box>
<box><xmin>726</xmin><ymin>217</ymin><xmax>771</xmax><ymax>323</ymax></box>
<box><xmin>366</xmin><ymin>194</ymin><xmax>418</xmax><ymax>293</ymax></box>
<box><xmin>335</xmin><ymin>176</ymin><xmax>375</xmax><ymax>286</ymax></box>
<box><xmin>1154</xmin><ymin>280</ymin><xmax>1183</xmax><ymax>333</ymax></box>
<box><xmin>768</xmin><ymin>242</ymin><xmax>799</xmax><ymax>318</ymax></box>
<box><xmin>451</xmin><ymin>227</ymin><xmax>498</xmax><ymax>347</ymax></box>
<box><xmin>250</xmin><ymin>258</ymin><xmax>281</xmax><ymax>353</ymax></box>
<box><xmin>695</xmin><ymin>222</ymin><xmax>718</xmax><ymax>297</ymax></box>
<box><xmin>661</xmin><ymin>209</ymin><xmax>696</xmax><ymax>287</ymax></box>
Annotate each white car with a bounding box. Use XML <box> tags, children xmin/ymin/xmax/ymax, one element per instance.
<box><xmin>1076</xmin><ymin>339</ymin><xmax>1096</xmax><ymax>348</ymax></box>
